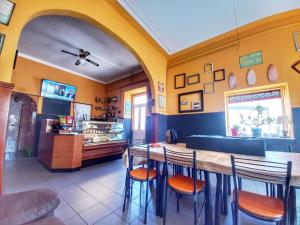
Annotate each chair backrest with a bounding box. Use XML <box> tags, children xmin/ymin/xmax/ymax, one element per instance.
<box><xmin>163</xmin><ymin>147</ymin><xmax>197</xmax><ymax>193</ymax></box>
<box><xmin>288</xmin><ymin>144</ymin><xmax>300</xmax><ymax>153</ymax></box>
<box><xmin>231</xmin><ymin>155</ymin><xmax>292</xmax><ymax>204</ymax></box>
<box><xmin>128</xmin><ymin>145</ymin><xmax>150</xmax><ymax>171</ymax></box>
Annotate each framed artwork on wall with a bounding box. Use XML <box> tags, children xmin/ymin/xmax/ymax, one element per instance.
<box><xmin>293</xmin><ymin>32</ymin><xmax>300</xmax><ymax>52</ymax></box>
<box><xmin>239</xmin><ymin>51</ymin><xmax>263</xmax><ymax>68</ymax></box>
<box><xmin>158</xmin><ymin>81</ymin><xmax>164</xmax><ymax>92</ymax></box>
<box><xmin>187</xmin><ymin>73</ymin><xmax>200</xmax><ymax>85</ymax></box>
<box><xmin>0</xmin><ymin>0</ymin><xmax>15</xmax><ymax>26</ymax></box>
<box><xmin>214</xmin><ymin>69</ymin><xmax>225</xmax><ymax>82</ymax></box>
<box><xmin>0</xmin><ymin>33</ymin><xmax>5</xmax><ymax>55</ymax></box>
<box><xmin>292</xmin><ymin>60</ymin><xmax>300</xmax><ymax>74</ymax></box>
<box><xmin>158</xmin><ymin>94</ymin><xmax>164</xmax><ymax>109</ymax></box>
<box><xmin>178</xmin><ymin>90</ymin><xmax>204</xmax><ymax>113</ymax></box>
<box><xmin>74</xmin><ymin>102</ymin><xmax>92</xmax><ymax>130</ymax></box>
<box><xmin>174</xmin><ymin>73</ymin><xmax>186</xmax><ymax>89</ymax></box>
<box><xmin>204</xmin><ymin>63</ymin><xmax>213</xmax><ymax>73</ymax></box>
<box><xmin>204</xmin><ymin>82</ymin><xmax>215</xmax><ymax>94</ymax></box>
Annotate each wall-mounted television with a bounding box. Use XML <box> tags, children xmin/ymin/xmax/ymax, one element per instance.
<box><xmin>41</xmin><ymin>79</ymin><xmax>76</xmax><ymax>102</ymax></box>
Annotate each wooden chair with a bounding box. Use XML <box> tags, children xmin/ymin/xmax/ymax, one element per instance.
<box><xmin>231</xmin><ymin>155</ymin><xmax>292</xmax><ymax>225</ymax></box>
<box><xmin>122</xmin><ymin>145</ymin><xmax>156</xmax><ymax>224</ymax></box>
<box><xmin>162</xmin><ymin>147</ymin><xmax>206</xmax><ymax>225</ymax></box>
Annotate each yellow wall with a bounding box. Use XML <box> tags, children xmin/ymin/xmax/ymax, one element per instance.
<box><xmin>167</xmin><ymin>24</ymin><xmax>300</xmax><ymax>115</ymax></box>
<box><xmin>0</xmin><ymin>0</ymin><xmax>167</xmax><ymax>113</ymax></box>
<box><xmin>12</xmin><ymin>56</ymin><xmax>106</xmax><ymax>116</ymax></box>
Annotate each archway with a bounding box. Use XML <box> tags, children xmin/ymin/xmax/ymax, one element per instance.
<box><xmin>0</xmin><ymin>1</ymin><xmax>167</xmax><ymax>193</ymax></box>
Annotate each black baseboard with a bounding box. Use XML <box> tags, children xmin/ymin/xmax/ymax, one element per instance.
<box><xmin>37</xmin><ymin>159</ymin><xmax>81</xmax><ymax>173</ymax></box>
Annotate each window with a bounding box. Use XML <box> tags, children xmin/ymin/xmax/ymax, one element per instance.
<box><xmin>132</xmin><ymin>94</ymin><xmax>147</xmax><ymax>131</ymax></box>
<box><xmin>225</xmin><ymin>84</ymin><xmax>293</xmax><ymax>138</ymax></box>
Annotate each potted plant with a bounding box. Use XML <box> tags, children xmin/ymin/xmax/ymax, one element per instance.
<box><xmin>240</xmin><ymin>105</ymin><xmax>275</xmax><ymax>137</ymax></box>
<box><xmin>231</xmin><ymin>124</ymin><xmax>240</xmax><ymax>136</ymax></box>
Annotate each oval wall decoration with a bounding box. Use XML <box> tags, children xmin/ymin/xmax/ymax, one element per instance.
<box><xmin>228</xmin><ymin>73</ymin><xmax>237</xmax><ymax>89</ymax></box>
<box><xmin>247</xmin><ymin>68</ymin><xmax>256</xmax><ymax>86</ymax></box>
<box><xmin>268</xmin><ymin>64</ymin><xmax>278</xmax><ymax>82</ymax></box>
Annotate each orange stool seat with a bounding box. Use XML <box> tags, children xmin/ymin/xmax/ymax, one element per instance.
<box><xmin>234</xmin><ymin>190</ymin><xmax>284</xmax><ymax>220</ymax></box>
<box><xmin>168</xmin><ymin>175</ymin><xmax>205</xmax><ymax>194</ymax></box>
<box><xmin>129</xmin><ymin>167</ymin><xmax>156</xmax><ymax>181</ymax></box>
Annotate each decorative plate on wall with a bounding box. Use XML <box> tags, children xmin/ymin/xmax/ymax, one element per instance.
<box><xmin>247</xmin><ymin>68</ymin><xmax>256</xmax><ymax>86</ymax></box>
<box><xmin>267</xmin><ymin>64</ymin><xmax>278</xmax><ymax>82</ymax></box>
<box><xmin>228</xmin><ymin>73</ymin><xmax>237</xmax><ymax>89</ymax></box>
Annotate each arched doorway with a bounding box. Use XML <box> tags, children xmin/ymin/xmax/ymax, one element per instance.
<box><xmin>5</xmin><ymin>93</ymin><xmax>37</xmax><ymax>160</ymax></box>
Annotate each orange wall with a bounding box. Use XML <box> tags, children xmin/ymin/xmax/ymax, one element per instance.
<box><xmin>167</xmin><ymin>24</ymin><xmax>300</xmax><ymax>115</ymax></box>
<box><xmin>11</xmin><ymin>56</ymin><xmax>106</xmax><ymax>116</ymax></box>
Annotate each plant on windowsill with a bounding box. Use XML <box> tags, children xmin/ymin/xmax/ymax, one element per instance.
<box><xmin>231</xmin><ymin>124</ymin><xmax>241</xmax><ymax>136</ymax></box>
<box><xmin>240</xmin><ymin>105</ymin><xmax>275</xmax><ymax>137</ymax></box>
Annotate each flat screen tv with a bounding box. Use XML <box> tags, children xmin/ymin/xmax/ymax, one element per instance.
<box><xmin>41</xmin><ymin>79</ymin><xmax>76</xmax><ymax>102</ymax></box>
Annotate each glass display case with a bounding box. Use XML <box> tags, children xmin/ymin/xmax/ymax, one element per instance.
<box><xmin>82</xmin><ymin>120</ymin><xmax>125</xmax><ymax>145</ymax></box>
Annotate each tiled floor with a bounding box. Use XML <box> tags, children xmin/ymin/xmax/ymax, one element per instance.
<box><xmin>3</xmin><ymin>158</ymin><xmax>299</xmax><ymax>225</ymax></box>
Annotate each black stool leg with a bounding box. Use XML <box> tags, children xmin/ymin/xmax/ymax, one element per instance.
<box><xmin>144</xmin><ymin>179</ymin><xmax>149</xmax><ymax>224</ymax></box>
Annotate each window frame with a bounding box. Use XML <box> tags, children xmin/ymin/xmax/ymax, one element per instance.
<box><xmin>224</xmin><ymin>83</ymin><xmax>294</xmax><ymax>138</ymax></box>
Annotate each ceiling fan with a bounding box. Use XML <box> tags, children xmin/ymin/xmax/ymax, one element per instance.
<box><xmin>61</xmin><ymin>49</ymin><xmax>99</xmax><ymax>67</ymax></box>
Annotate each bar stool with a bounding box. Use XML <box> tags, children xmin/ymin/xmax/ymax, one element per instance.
<box><xmin>122</xmin><ymin>145</ymin><xmax>156</xmax><ymax>224</ymax></box>
<box><xmin>163</xmin><ymin>147</ymin><xmax>206</xmax><ymax>225</ymax></box>
<box><xmin>231</xmin><ymin>155</ymin><xmax>292</xmax><ymax>225</ymax></box>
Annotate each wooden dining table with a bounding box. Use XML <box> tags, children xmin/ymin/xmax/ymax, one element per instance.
<box><xmin>131</xmin><ymin>143</ymin><xmax>300</xmax><ymax>225</ymax></box>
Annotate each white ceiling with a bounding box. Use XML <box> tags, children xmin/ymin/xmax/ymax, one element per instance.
<box><xmin>18</xmin><ymin>15</ymin><xmax>142</xmax><ymax>84</ymax></box>
<box><xmin>117</xmin><ymin>0</ymin><xmax>300</xmax><ymax>54</ymax></box>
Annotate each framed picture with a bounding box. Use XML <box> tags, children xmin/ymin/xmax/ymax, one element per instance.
<box><xmin>214</xmin><ymin>69</ymin><xmax>225</xmax><ymax>82</ymax></box>
<box><xmin>0</xmin><ymin>0</ymin><xmax>15</xmax><ymax>26</ymax></box>
<box><xmin>0</xmin><ymin>33</ymin><xmax>5</xmax><ymax>54</ymax></box>
<box><xmin>204</xmin><ymin>63</ymin><xmax>213</xmax><ymax>73</ymax></box>
<box><xmin>174</xmin><ymin>73</ymin><xmax>186</xmax><ymax>89</ymax></box>
<box><xmin>293</xmin><ymin>32</ymin><xmax>300</xmax><ymax>52</ymax></box>
<box><xmin>247</xmin><ymin>68</ymin><xmax>256</xmax><ymax>86</ymax></box>
<box><xmin>158</xmin><ymin>94</ymin><xmax>164</xmax><ymax>109</ymax></box>
<box><xmin>74</xmin><ymin>102</ymin><xmax>92</xmax><ymax>130</ymax></box>
<box><xmin>158</xmin><ymin>81</ymin><xmax>164</xmax><ymax>92</ymax></box>
<box><xmin>187</xmin><ymin>73</ymin><xmax>200</xmax><ymax>85</ymax></box>
<box><xmin>228</xmin><ymin>73</ymin><xmax>237</xmax><ymax>89</ymax></box>
<box><xmin>267</xmin><ymin>64</ymin><xmax>279</xmax><ymax>82</ymax></box>
<box><xmin>204</xmin><ymin>82</ymin><xmax>215</xmax><ymax>94</ymax></box>
<box><xmin>292</xmin><ymin>60</ymin><xmax>300</xmax><ymax>74</ymax></box>
<box><xmin>178</xmin><ymin>90</ymin><xmax>204</xmax><ymax>113</ymax></box>
<box><xmin>239</xmin><ymin>51</ymin><xmax>263</xmax><ymax>68</ymax></box>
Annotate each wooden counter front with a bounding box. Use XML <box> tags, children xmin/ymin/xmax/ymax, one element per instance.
<box><xmin>38</xmin><ymin>133</ymin><xmax>83</xmax><ymax>171</ymax></box>
<box><xmin>83</xmin><ymin>140</ymin><xmax>127</xmax><ymax>161</ymax></box>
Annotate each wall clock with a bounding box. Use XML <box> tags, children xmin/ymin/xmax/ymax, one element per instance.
<box><xmin>228</xmin><ymin>73</ymin><xmax>237</xmax><ymax>89</ymax></box>
<box><xmin>247</xmin><ymin>68</ymin><xmax>256</xmax><ymax>86</ymax></box>
<box><xmin>267</xmin><ymin>64</ymin><xmax>278</xmax><ymax>82</ymax></box>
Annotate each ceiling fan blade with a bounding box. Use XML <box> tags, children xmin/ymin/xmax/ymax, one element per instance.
<box><xmin>83</xmin><ymin>51</ymin><xmax>91</xmax><ymax>58</ymax></box>
<box><xmin>86</xmin><ymin>58</ymin><xmax>99</xmax><ymax>67</ymax></box>
<box><xmin>61</xmin><ymin>50</ymin><xmax>79</xmax><ymax>57</ymax></box>
<box><xmin>75</xmin><ymin>59</ymin><xmax>80</xmax><ymax>66</ymax></box>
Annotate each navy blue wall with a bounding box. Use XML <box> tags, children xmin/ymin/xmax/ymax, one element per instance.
<box><xmin>124</xmin><ymin>118</ymin><xmax>132</xmax><ymax>140</ymax></box>
<box><xmin>167</xmin><ymin>108</ymin><xmax>300</xmax><ymax>152</ymax></box>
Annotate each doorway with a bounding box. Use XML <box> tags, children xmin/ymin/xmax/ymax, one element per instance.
<box><xmin>132</xmin><ymin>93</ymin><xmax>147</xmax><ymax>145</ymax></box>
<box><xmin>5</xmin><ymin>93</ymin><xmax>37</xmax><ymax>160</ymax></box>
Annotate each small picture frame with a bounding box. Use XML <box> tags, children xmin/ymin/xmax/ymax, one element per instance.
<box><xmin>214</xmin><ymin>69</ymin><xmax>225</xmax><ymax>82</ymax></box>
<box><xmin>204</xmin><ymin>63</ymin><xmax>213</xmax><ymax>73</ymax></box>
<box><xmin>174</xmin><ymin>73</ymin><xmax>186</xmax><ymax>89</ymax></box>
<box><xmin>158</xmin><ymin>94</ymin><xmax>164</xmax><ymax>109</ymax></box>
<box><xmin>178</xmin><ymin>90</ymin><xmax>204</xmax><ymax>113</ymax></box>
<box><xmin>187</xmin><ymin>73</ymin><xmax>200</xmax><ymax>85</ymax></box>
<box><xmin>0</xmin><ymin>33</ymin><xmax>5</xmax><ymax>55</ymax></box>
<box><xmin>0</xmin><ymin>0</ymin><xmax>16</xmax><ymax>26</ymax></box>
<box><xmin>204</xmin><ymin>82</ymin><xmax>215</xmax><ymax>94</ymax></box>
<box><xmin>292</xmin><ymin>60</ymin><xmax>300</xmax><ymax>74</ymax></box>
<box><xmin>293</xmin><ymin>32</ymin><xmax>300</xmax><ymax>52</ymax></box>
<box><xmin>158</xmin><ymin>81</ymin><xmax>164</xmax><ymax>92</ymax></box>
